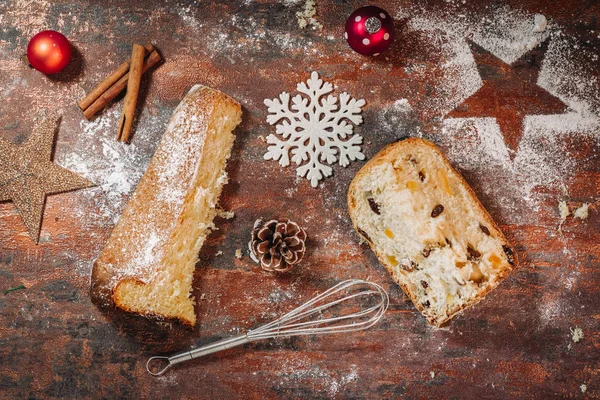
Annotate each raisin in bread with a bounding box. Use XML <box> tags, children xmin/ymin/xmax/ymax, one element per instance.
<box><xmin>90</xmin><ymin>85</ymin><xmax>242</xmax><ymax>325</ymax></box>
<box><xmin>348</xmin><ymin>138</ymin><xmax>517</xmax><ymax>327</ymax></box>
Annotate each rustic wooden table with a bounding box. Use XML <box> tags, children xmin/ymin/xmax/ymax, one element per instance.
<box><xmin>0</xmin><ymin>0</ymin><xmax>598</xmax><ymax>398</ymax></box>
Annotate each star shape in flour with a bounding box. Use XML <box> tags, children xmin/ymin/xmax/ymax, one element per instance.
<box><xmin>0</xmin><ymin>116</ymin><xmax>94</xmax><ymax>243</ymax></box>
<box><xmin>447</xmin><ymin>38</ymin><xmax>568</xmax><ymax>156</ymax></box>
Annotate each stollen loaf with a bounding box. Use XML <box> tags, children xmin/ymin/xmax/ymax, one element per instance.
<box><xmin>348</xmin><ymin>138</ymin><xmax>517</xmax><ymax>327</ymax></box>
<box><xmin>91</xmin><ymin>85</ymin><xmax>242</xmax><ymax>325</ymax></box>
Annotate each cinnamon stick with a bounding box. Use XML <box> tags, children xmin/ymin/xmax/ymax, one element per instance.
<box><xmin>82</xmin><ymin>50</ymin><xmax>162</xmax><ymax>120</ymax></box>
<box><xmin>116</xmin><ymin>44</ymin><xmax>145</xmax><ymax>143</ymax></box>
<box><xmin>78</xmin><ymin>43</ymin><xmax>154</xmax><ymax>111</ymax></box>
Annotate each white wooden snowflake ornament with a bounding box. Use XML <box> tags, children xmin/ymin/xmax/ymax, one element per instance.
<box><xmin>264</xmin><ymin>71</ymin><xmax>366</xmax><ymax>187</ymax></box>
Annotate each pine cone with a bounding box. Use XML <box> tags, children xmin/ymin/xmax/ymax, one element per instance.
<box><xmin>248</xmin><ymin>218</ymin><xmax>307</xmax><ymax>272</ymax></box>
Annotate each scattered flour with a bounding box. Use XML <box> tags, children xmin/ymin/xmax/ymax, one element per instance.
<box><xmin>56</xmin><ymin>108</ymin><xmax>155</xmax><ymax>225</ymax></box>
<box><xmin>277</xmin><ymin>361</ymin><xmax>359</xmax><ymax>397</ymax></box>
<box><xmin>377</xmin><ymin>99</ymin><xmax>417</xmax><ymax>138</ymax></box>
<box><xmin>538</xmin><ymin>298</ymin><xmax>569</xmax><ymax>327</ymax></box>
<box><xmin>266</xmin><ymin>287</ymin><xmax>295</xmax><ymax>303</ymax></box>
<box><xmin>393</xmin><ymin>99</ymin><xmax>413</xmax><ymax>112</ymax></box>
<box><xmin>176</xmin><ymin>2</ymin><xmax>202</xmax><ymax>29</ymax></box>
<box><xmin>570</xmin><ymin>326</ymin><xmax>584</xmax><ymax>343</ymax></box>
<box><xmin>573</xmin><ymin>203</ymin><xmax>589</xmax><ymax>220</ymax></box>
<box><xmin>203</xmin><ymin>13</ymin><xmax>309</xmax><ymax>58</ymax></box>
<box><xmin>397</xmin><ymin>5</ymin><xmax>599</xmax><ymax>226</ymax></box>
<box><xmin>53</xmin><ymin>105</ymin><xmax>168</xmax><ymax>279</ymax></box>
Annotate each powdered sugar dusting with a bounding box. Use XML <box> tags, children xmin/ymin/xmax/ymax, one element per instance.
<box><xmin>122</xmin><ymin>230</ymin><xmax>161</xmax><ymax>278</ymax></box>
<box><xmin>54</xmin><ymin>105</ymin><xmax>170</xmax><ymax>283</ymax></box>
<box><xmin>394</xmin><ymin>5</ymin><xmax>599</xmax><ymax>224</ymax></box>
<box><xmin>56</xmin><ymin>108</ymin><xmax>157</xmax><ymax>225</ymax></box>
<box><xmin>154</xmin><ymin>86</ymin><xmax>209</xmax><ymax>206</ymax></box>
<box><xmin>99</xmin><ymin>85</ymin><xmax>210</xmax><ymax>285</ymax></box>
<box><xmin>405</xmin><ymin>6</ymin><xmax>554</xmax><ymax>117</ymax></box>
<box><xmin>276</xmin><ymin>359</ymin><xmax>360</xmax><ymax>397</ymax></box>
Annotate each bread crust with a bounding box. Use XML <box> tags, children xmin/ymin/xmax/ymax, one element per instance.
<box><xmin>348</xmin><ymin>138</ymin><xmax>518</xmax><ymax>327</ymax></box>
<box><xmin>90</xmin><ymin>85</ymin><xmax>241</xmax><ymax>325</ymax></box>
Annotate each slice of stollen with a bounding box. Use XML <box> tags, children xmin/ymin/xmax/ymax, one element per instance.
<box><xmin>348</xmin><ymin>138</ymin><xmax>517</xmax><ymax>327</ymax></box>
<box><xmin>91</xmin><ymin>85</ymin><xmax>242</xmax><ymax>325</ymax></box>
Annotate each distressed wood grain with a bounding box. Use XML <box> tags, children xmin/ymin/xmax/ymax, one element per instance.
<box><xmin>0</xmin><ymin>0</ymin><xmax>598</xmax><ymax>399</ymax></box>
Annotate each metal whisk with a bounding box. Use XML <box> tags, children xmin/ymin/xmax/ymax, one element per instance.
<box><xmin>146</xmin><ymin>279</ymin><xmax>389</xmax><ymax>376</ymax></box>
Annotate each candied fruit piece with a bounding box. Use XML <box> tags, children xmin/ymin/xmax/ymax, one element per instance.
<box><xmin>437</xmin><ymin>169</ymin><xmax>453</xmax><ymax>195</ymax></box>
<box><xmin>406</xmin><ymin>180</ymin><xmax>419</xmax><ymax>191</ymax></box>
<box><xmin>384</xmin><ymin>228</ymin><xmax>394</xmax><ymax>239</ymax></box>
<box><xmin>488</xmin><ymin>254</ymin><xmax>502</xmax><ymax>268</ymax></box>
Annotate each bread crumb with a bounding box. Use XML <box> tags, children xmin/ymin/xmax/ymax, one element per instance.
<box><xmin>235</xmin><ymin>249</ymin><xmax>242</xmax><ymax>259</ymax></box>
<box><xmin>570</xmin><ymin>326</ymin><xmax>584</xmax><ymax>343</ymax></box>
<box><xmin>532</xmin><ymin>14</ymin><xmax>547</xmax><ymax>33</ymax></box>
<box><xmin>217</xmin><ymin>209</ymin><xmax>235</xmax><ymax>219</ymax></box>
<box><xmin>216</xmin><ymin>250</ymin><xmax>223</xmax><ymax>256</ymax></box>
<box><xmin>430</xmin><ymin>371</ymin><xmax>435</xmax><ymax>379</ymax></box>
<box><xmin>558</xmin><ymin>201</ymin><xmax>570</xmax><ymax>231</ymax></box>
<box><xmin>573</xmin><ymin>203</ymin><xmax>589</xmax><ymax>220</ymax></box>
<box><xmin>296</xmin><ymin>0</ymin><xmax>323</xmax><ymax>30</ymax></box>
<box><xmin>258</xmin><ymin>135</ymin><xmax>266</xmax><ymax>142</ymax></box>
<box><xmin>580</xmin><ymin>384</ymin><xmax>587</xmax><ymax>394</ymax></box>
<box><xmin>559</xmin><ymin>201</ymin><xmax>570</xmax><ymax>221</ymax></box>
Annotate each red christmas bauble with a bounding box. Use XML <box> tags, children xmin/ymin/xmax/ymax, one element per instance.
<box><xmin>344</xmin><ymin>6</ymin><xmax>394</xmax><ymax>56</ymax></box>
<box><xmin>27</xmin><ymin>30</ymin><xmax>72</xmax><ymax>74</ymax></box>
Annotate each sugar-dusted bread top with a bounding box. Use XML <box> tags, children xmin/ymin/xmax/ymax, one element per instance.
<box><xmin>348</xmin><ymin>138</ymin><xmax>517</xmax><ymax>327</ymax></box>
<box><xmin>90</xmin><ymin>85</ymin><xmax>242</xmax><ymax>325</ymax></box>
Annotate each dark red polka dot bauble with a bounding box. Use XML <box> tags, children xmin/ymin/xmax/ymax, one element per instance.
<box><xmin>344</xmin><ymin>6</ymin><xmax>394</xmax><ymax>56</ymax></box>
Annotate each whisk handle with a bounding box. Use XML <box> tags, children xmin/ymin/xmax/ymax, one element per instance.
<box><xmin>186</xmin><ymin>334</ymin><xmax>250</xmax><ymax>360</ymax></box>
<box><xmin>147</xmin><ymin>334</ymin><xmax>249</xmax><ymax>376</ymax></box>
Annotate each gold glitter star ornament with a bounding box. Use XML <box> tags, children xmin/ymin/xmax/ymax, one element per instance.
<box><xmin>0</xmin><ymin>115</ymin><xmax>94</xmax><ymax>243</ymax></box>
